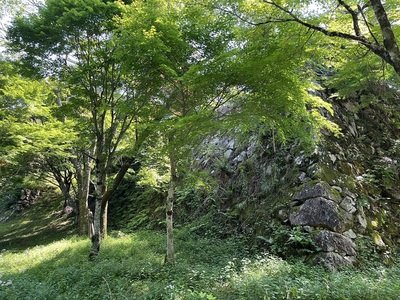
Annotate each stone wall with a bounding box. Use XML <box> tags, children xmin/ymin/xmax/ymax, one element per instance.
<box><xmin>15</xmin><ymin>189</ymin><xmax>41</xmax><ymax>211</ymax></box>
<box><xmin>289</xmin><ymin>182</ymin><xmax>358</xmax><ymax>270</ymax></box>
<box><xmin>199</xmin><ymin>83</ymin><xmax>400</xmax><ymax>270</ymax></box>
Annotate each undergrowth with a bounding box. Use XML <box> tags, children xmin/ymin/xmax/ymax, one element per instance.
<box><xmin>1</xmin><ymin>192</ymin><xmax>400</xmax><ymax>299</ymax></box>
<box><xmin>0</xmin><ymin>193</ymin><xmax>76</xmax><ymax>251</ymax></box>
<box><xmin>0</xmin><ymin>230</ymin><xmax>400</xmax><ymax>300</ymax></box>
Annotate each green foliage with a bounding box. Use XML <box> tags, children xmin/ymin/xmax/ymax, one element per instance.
<box><xmin>3</xmin><ymin>0</ymin><xmax>345</xmax><ymax>211</ymax></box>
<box><xmin>108</xmin><ymin>167</ymin><xmax>215</xmax><ymax>233</ymax></box>
<box><xmin>1</xmin><ymin>229</ymin><xmax>400</xmax><ymax>299</ymax></box>
<box><xmin>2</xmin><ymin>196</ymin><xmax>400</xmax><ymax>299</ymax></box>
<box><xmin>354</xmin><ymin>235</ymin><xmax>388</xmax><ymax>268</ymax></box>
<box><xmin>0</xmin><ymin>186</ymin><xmax>20</xmax><ymax>211</ymax></box>
<box><xmin>0</xmin><ymin>190</ymin><xmax>74</xmax><ymax>250</ymax></box>
<box><xmin>7</xmin><ymin>0</ymin><xmax>122</xmax><ymax>73</ymax></box>
<box><xmin>108</xmin><ymin>172</ymin><xmax>166</xmax><ymax>231</ymax></box>
<box><xmin>0</xmin><ymin>63</ymin><xmax>77</xmax><ymax>194</ymax></box>
<box><xmin>1</xmin><ymin>5</ymin><xmax>399</xmax><ymax>300</ymax></box>
<box><xmin>216</xmin><ymin>253</ymin><xmax>400</xmax><ymax>299</ymax></box>
<box><xmin>258</xmin><ymin>226</ymin><xmax>320</xmax><ymax>258</ymax></box>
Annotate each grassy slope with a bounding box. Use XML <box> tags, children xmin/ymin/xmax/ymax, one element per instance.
<box><xmin>0</xmin><ymin>199</ymin><xmax>400</xmax><ymax>299</ymax></box>
<box><xmin>0</xmin><ymin>194</ymin><xmax>76</xmax><ymax>251</ymax></box>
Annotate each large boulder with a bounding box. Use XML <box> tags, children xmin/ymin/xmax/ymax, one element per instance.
<box><xmin>313</xmin><ymin>230</ymin><xmax>356</xmax><ymax>256</ymax></box>
<box><xmin>289</xmin><ymin>197</ymin><xmax>352</xmax><ymax>232</ymax></box>
<box><xmin>312</xmin><ymin>252</ymin><xmax>355</xmax><ymax>272</ymax></box>
<box><xmin>293</xmin><ymin>182</ymin><xmax>341</xmax><ymax>203</ymax></box>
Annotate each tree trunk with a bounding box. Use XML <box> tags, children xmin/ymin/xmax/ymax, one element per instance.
<box><xmin>100</xmin><ymin>158</ymin><xmax>134</xmax><ymax>238</ymax></box>
<box><xmin>59</xmin><ymin>184</ymin><xmax>73</xmax><ymax>208</ymax></box>
<box><xmin>89</xmin><ymin>146</ymin><xmax>106</xmax><ymax>259</ymax></box>
<box><xmin>76</xmin><ymin>152</ymin><xmax>92</xmax><ymax>236</ymax></box>
<box><xmin>87</xmin><ymin>129</ymin><xmax>150</xmax><ymax>258</ymax></box>
<box><xmin>101</xmin><ymin>201</ymin><xmax>108</xmax><ymax>238</ymax></box>
<box><xmin>72</xmin><ymin>147</ymin><xmax>93</xmax><ymax>236</ymax></box>
<box><xmin>89</xmin><ymin>198</ymin><xmax>102</xmax><ymax>260</ymax></box>
<box><xmin>50</xmin><ymin>166</ymin><xmax>74</xmax><ymax>208</ymax></box>
<box><xmin>370</xmin><ymin>0</ymin><xmax>400</xmax><ymax>76</ymax></box>
<box><xmin>165</xmin><ymin>151</ymin><xmax>177</xmax><ymax>265</ymax></box>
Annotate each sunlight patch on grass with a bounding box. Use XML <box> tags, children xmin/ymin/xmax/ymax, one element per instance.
<box><xmin>0</xmin><ymin>194</ymin><xmax>76</xmax><ymax>251</ymax></box>
<box><xmin>101</xmin><ymin>231</ymin><xmax>166</xmax><ymax>266</ymax></box>
<box><xmin>0</xmin><ymin>236</ymin><xmax>89</xmax><ymax>276</ymax></box>
<box><xmin>1</xmin><ymin>230</ymin><xmax>400</xmax><ymax>299</ymax></box>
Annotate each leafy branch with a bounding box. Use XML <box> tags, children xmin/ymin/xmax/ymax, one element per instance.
<box><xmin>262</xmin><ymin>0</ymin><xmax>400</xmax><ymax>76</ymax></box>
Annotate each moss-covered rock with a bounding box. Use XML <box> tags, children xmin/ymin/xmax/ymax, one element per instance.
<box><xmin>289</xmin><ymin>197</ymin><xmax>353</xmax><ymax>232</ymax></box>
<box><xmin>293</xmin><ymin>182</ymin><xmax>341</xmax><ymax>203</ymax></box>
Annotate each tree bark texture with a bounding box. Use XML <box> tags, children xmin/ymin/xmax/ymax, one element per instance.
<box><xmin>74</xmin><ymin>148</ymin><xmax>94</xmax><ymax>236</ymax></box>
<box><xmin>165</xmin><ymin>152</ymin><xmax>177</xmax><ymax>265</ymax></box>
<box><xmin>101</xmin><ymin>201</ymin><xmax>108</xmax><ymax>238</ymax></box>
<box><xmin>89</xmin><ymin>145</ymin><xmax>106</xmax><ymax>259</ymax></box>
<box><xmin>80</xmin><ymin>159</ymin><xmax>92</xmax><ymax>236</ymax></box>
<box><xmin>89</xmin><ymin>198</ymin><xmax>102</xmax><ymax>260</ymax></box>
<box><xmin>100</xmin><ymin>159</ymin><xmax>134</xmax><ymax>237</ymax></box>
<box><xmin>370</xmin><ymin>0</ymin><xmax>400</xmax><ymax>75</ymax></box>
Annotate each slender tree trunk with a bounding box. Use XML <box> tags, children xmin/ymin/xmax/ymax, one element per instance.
<box><xmin>89</xmin><ymin>198</ymin><xmax>102</xmax><ymax>259</ymax></box>
<box><xmin>99</xmin><ymin>159</ymin><xmax>134</xmax><ymax>238</ymax></box>
<box><xmin>101</xmin><ymin>201</ymin><xmax>108</xmax><ymax>238</ymax></box>
<box><xmin>58</xmin><ymin>183</ymin><xmax>73</xmax><ymax>208</ymax></box>
<box><xmin>165</xmin><ymin>151</ymin><xmax>177</xmax><ymax>265</ymax></box>
<box><xmin>81</xmin><ymin>166</ymin><xmax>92</xmax><ymax>236</ymax></box>
<box><xmin>49</xmin><ymin>165</ymin><xmax>73</xmax><ymax>209</ymax></box>
<box><xmin>77</xmin><ymin>152</ymin><xmax>93</xmax><ymax>236</ymax></box>
<box><xmin>87</xmin><ymin>129</ymin><xmax>150</xmax><ymax>258</ymax></box>
<box><xmin>89</xmin><ymin>146</ymin><xmax>106</xmax><ymax>259</ymax></box>
<box><xmin>72</xmin><ymin>146</ymin><xmax>94</xmax><ymax>236</ymax></box>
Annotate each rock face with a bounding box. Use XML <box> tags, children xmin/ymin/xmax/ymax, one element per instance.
<box><xmin>312</xmin><ymin>252</ymin><xmax>355</xmax><ymax>271</ymax></box>
<box><xmin>290</xmin><ymin>196</ymin><xmax>352</xmax><ymax>232</ymax></box>
<box><xmin>283</xmin><ymin>86</ymin><xmax>399</xmax><ymax>269</ymax></box>
<box><xmin>313</xmin><ymin>230</ymin><xmax>356</xmax><ymax>256</ymax></box>
<box><xmin>196</xmin><ymin>82</ymin><xmax>400</xmax><ymax>271</ymax></box>
<box><xmin>292</xmin><ymin>182</ymin><xmax>340</xmax><ymax>203</ymax></box>
<box><xmin>289</xmin><ymin>182</ymin><xmax>356</xmax><ymax>270</ymax></box>
<box><xmin>16</xmin><ymin>189</ymin><xmax>41</xmax><ymax>211</ymax></box>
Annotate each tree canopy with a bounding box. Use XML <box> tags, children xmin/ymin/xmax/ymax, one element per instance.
<box><xmin>1</xmin><ymin>0</ymin><xmax>399</xmax><ymax>262</ymax></box>
<box><xmin>249</xmin><ymin>0</ymin><xmax>400</xmax><ymax>89</ymax></box>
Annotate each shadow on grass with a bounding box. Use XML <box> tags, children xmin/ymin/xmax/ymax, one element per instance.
<box><xmin>0</xmin><ymin>201</ymin><xmax>77</xmax><ymax>251</ymax></box>
<box><xmin>0</xmin><ymin>232</ymin><xmax>169</xmax><ymax>300</ymax></box>
<box><xmin>0</xmin><ymin>230</ymin><xmax>249</xmax><ymax>300</ymax></box>
<box><xmin>0</xmin><ymin>221</ymin><xmax>77</xmax><ymax>251</ymax></box>
<box><xmin>2</xmin><ymin>229</ymin><xmax>400</xmax><ymax>300</ymax></box>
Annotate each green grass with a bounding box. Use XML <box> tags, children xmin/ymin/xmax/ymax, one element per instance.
<box><xmin>0</xmin><ymin>196</ymin><xmax>76</xmax><ymax>251</ymax></box>
<box><xmin>1</xmin><ymin>200</ymin><xmax>400</xmax><ymax>299</ymax></box>
<box><xmin>0</xmin><ymin>231</ymin><xmax>400</xmax><ymax>299</ymax></box>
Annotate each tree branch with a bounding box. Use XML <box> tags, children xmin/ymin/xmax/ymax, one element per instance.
<box><xmin>101</xmin><ymin>158</ymin><xmax>134</xmax><ymax>210</ymax></box>
<box><xmin>358</xmin><ymin>4</ymin><xmax>380</xmax><ymax>45</ymax></box>
<box><xmin>262</xmin><ymin>0</ymin><xmax>395</xmax><ymax>72</ymax></box>
<box><xmin>338</xmin><ymin>0</ymin><xmax>361</xmax><ymax>36</ymax></box>
<box><xmin>370</xmin><ymin>0</ymin><xmax>400</xmax><ymax>75</ymax></box>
